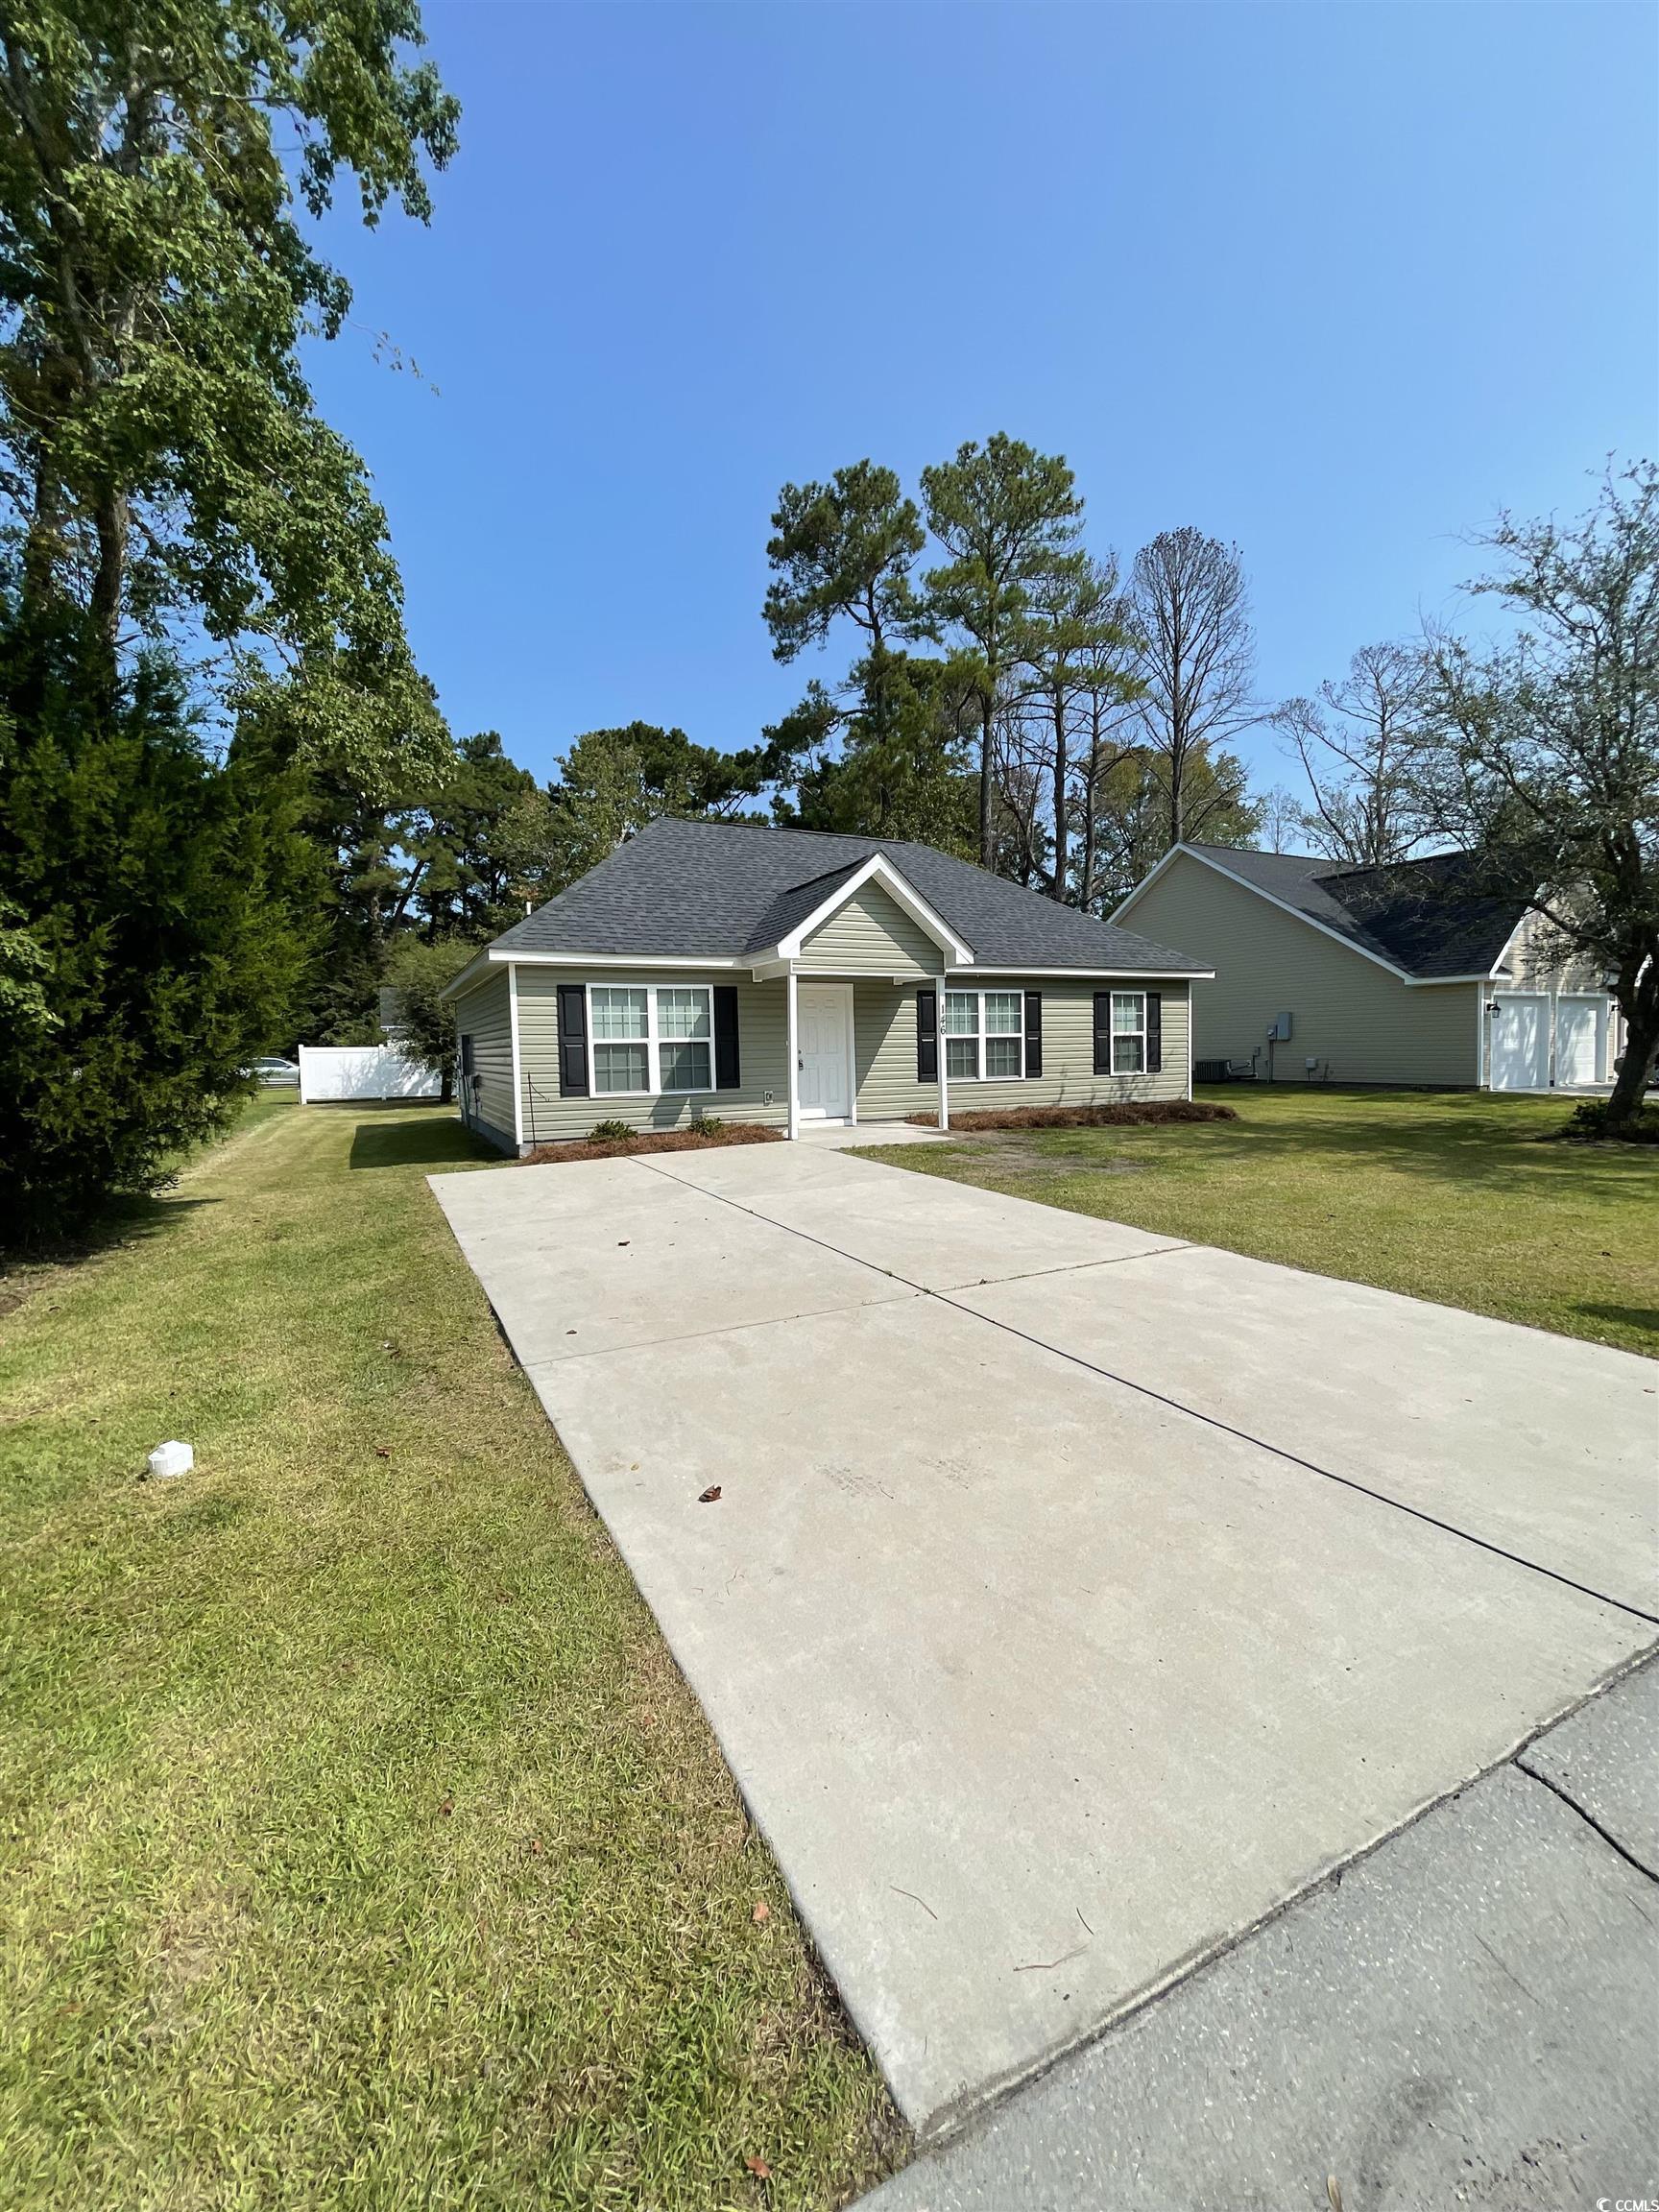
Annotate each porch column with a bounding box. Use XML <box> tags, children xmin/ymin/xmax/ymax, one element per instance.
<box><xmin>936</xmin><ymin>973</ymin><xmax>950</xmax><ymax>1132</ymax></box>
<box><xmin>786</xmin><ymin>964</ymin><xmax>800</xmax><ymax>1141</ymax></box>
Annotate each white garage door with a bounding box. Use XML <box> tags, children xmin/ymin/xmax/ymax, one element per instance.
<box><xmin>1489</xmin><ymin>995</ymin><xmax>1549</xmax><ymax>1090</ymax></box>
<box><xmin>1555</xmin><ymin>998</ymin><xmax>1605</xmax><ymax>1086</ymax></box>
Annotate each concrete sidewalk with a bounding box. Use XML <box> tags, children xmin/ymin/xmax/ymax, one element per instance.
<box><xmin>862</xmin><ymin>1658</ymin><xmax>1659</xmax><ymax>2212</ymax></box>
<box><xmin>429</xmin><ymin>1147</ymin><xmax>1657</xmax><ymax>2137</ymax></box>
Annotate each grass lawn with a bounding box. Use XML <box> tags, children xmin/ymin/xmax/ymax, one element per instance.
<box><xmin>0</xmin><ymin>1097</ymin><xmax>902</xmax><ymax>2211</ymax></box>
<box><xmin>858</xmin><ymin>1086</ymin><xmax>1659</xmax><ymax>1357</ymax></box>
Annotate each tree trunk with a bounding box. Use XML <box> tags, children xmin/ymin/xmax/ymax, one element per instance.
<box><xmin>1606</xmin><ymin>961</ymin><xmax>1658</xmax><ymax>1128</ymax></box>
<box><xmin>1049</xmin><ymin>686</ymin><xmax>1068</xmax><ymax>902</ymax></box>
<box><xmin>978</xmin><ymin>695</ymin><xmax>994</xmax><ymax>868</ymax></box>
<box><xmin>90</xmin><ymin>488</ymin><xmax>128</xmax><ymax>676</ymax></box>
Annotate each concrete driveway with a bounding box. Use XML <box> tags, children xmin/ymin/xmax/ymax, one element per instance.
<box><xmin>429</xmin><ymin>1144</ymin><xmax>1658</xmax><ymax>2137</ymax></box>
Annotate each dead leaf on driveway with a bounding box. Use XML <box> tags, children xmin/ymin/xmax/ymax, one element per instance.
<box><xmin>698</xmin><ymin>1485</ymin><xmax>722</xmax><ymax>1503</ymax></box>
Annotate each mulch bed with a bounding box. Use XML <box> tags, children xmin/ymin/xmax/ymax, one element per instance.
<box><xmin>906</xmin><ymin>1099</ymin><xmax>1238</xmax><ymax>1133</ymax></box>
<box><xmin>518</xmin><ymin>1123</ymin><xmax>784</xmax><ymax>1166</ymax></box>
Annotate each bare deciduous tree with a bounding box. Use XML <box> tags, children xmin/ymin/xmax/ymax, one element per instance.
<box><xmin>1272</xmin><ymin>641</ymin><xmax>1434</xmax><ymax>865</ymax></box>
<box><xmin>1014</xmin><ymin>552</ymin><xmax>1141</xmax><ymax>902</ymax></box>
<box><xmin>1422</xmin><ymin>461</ymin><xmax>1659</xmax><ymax>1129</ymax></box>
<box><xmin>1129</xmin><ymin>528</ymin><xmax>1257</xmax><ymax>849</ymax></box>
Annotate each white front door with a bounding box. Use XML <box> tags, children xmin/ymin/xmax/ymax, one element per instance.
<box><xmin>797</xmin><ymin>983</ymin><xmax>852</xmax><ymax>1119</ymax></box>
<box><xmin>1555</xmin><ymin>997</ymin><xmax>1604</xmax><ymax>1086</ymax></box>
<box><xmin>1490</xmin><ymin>994</ymin><xmax>1549</xmax><ymax>1090</ymax></box>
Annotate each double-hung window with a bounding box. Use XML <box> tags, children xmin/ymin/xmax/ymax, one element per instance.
<box><xmin>656</xmin><ymin>986</ymin><xmax>712</xmax><ymax>1092</ymax></box>
<box><xmin>589</xmin><ymin>984</ymin><xmax>713</xmax><ymax>1096</ymax></box>
<box><xmin>1111</xmin><ymin>991</ymin><xmax>1146</xmax><ymax>1074</ymax></box>
<box><xmin>943</xmin><ymin>988</ymin><xmax>1023</xmax><ymax>1081</ymax></box>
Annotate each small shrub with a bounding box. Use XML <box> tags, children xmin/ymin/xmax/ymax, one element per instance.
<box><xmin>520</xmin><ymin>1122</ymin><xmax>783</xmax><ymax>1166</ymax></box>
<box><xmin>906</xmin><ymin>1099</ymin><xmax>1238</xmax><ymax>1133</ymax></box>
<box><xmin>687</xmin><ymin>1111</ymin><xmax>723</xmax><ymax>1137</ymax></box>
<box><xmin>1551</xmin><ymin>1099</ymin><xmax>1659</xmax><ymax>1145</ymax></box>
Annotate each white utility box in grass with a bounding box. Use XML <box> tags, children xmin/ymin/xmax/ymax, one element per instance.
<box><xmin>147</xmin><ymin>1440</ymin><xmax>193</xmax><ymax>1479</ymax></box>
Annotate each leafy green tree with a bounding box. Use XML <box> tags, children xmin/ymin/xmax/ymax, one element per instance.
<box><xmin>381</xmin><ymin>936</ymin><xmax>476</xmax><ymax>1103</ymax></box>
<box><xmin>1083</xmin><ymin>747</ymin><xmax>1261</xmax><ymax>911</ymax></box>
<box><xmin>405</xmin><ymin>731</ymin><xmax>557</xmax><ymax>940</ymax></box>
<box><xmin>546</xmin><ymin>723</ymin><xmax>768</xmax><ymax>888</ymax></box>
<box><xmin>0</xmin><ymin>600</ymin><xmax>317</xmax><ymax>1239</ymax></box>
<box><xmin>769</xmin><ymin>655</ymin><xmax>978</xmax><ymax>853</ymax></box>
<box><xmin>763</xmin><ymin>461</ymin><xmax>925</xmax><ymax>673</ymax></box>
<box><xmin>0</xmin><ymin>894</ymin><xmax>55</xmax><ymax>1044</ymax></box>
<box><xmin>922</xmin><ymin>436</ymin><xmax>1083</xmax><ymax>867</ymax></box>
<box><xmin>1015</xmin><ymin>552</ymin><xmax>1141</xmax><ymax>901</ymax></box>
<box><xmin>0</xmin><ymin>0</ymin><xmax>457</xmax><ymax>788</ymax></box>
<box><xmin>1423</xmin><ymin>462</ymin><xmax>1659</xmax><ymax>1129</ymax></box>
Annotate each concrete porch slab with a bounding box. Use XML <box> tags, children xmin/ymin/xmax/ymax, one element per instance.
<box><xmin>955</xmin><ymin>1243</ymin><xmax>1659</xmax><ymax>1618</ymax></box>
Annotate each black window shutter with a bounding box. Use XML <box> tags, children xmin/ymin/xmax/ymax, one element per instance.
<box><xmin>557</xmin><ymin>983</ymin><xmax>589</xmax><ymax>1097</ymax></box>
<box><xmin>1146</xmin><ymin>991</ymin><xmax>1163</xmax><ymax>1074</ymax></box>
<box><xmin>1024</xmin><ymin>991</ymin><xmax>1043</xmax><ymax>1079</ymax></box>
<box><xmin>1093</xmin><ymin>991</ymin><xmax>1112</xmax><ymax>1076</ymax></box>
<box><xmin>713</xmin><ymin>986</ymin><xmax>740</xmax><ymax>1089</ymax></box>
<box><xmin>917</xmin><ymin>988</ymin><xmax>938</xmax><ymax>1081</ymax></box>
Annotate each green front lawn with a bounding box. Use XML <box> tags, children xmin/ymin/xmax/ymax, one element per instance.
<box><xmin>859</xmin><ymin>1087</ymin><xmax>1659</xmax><ymax>1356</ymax></box>
<box><xmin>0</xmin><ymin>1097</ymin><xmax>901</xmax><ymax>2210</ymax></box>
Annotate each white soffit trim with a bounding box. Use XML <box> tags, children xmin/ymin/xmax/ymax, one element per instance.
<box><xmin>770</xmin><ymin>853</ymin><xmax>975</xmax><ymax>967</ymax></box>
<box><xmin>441</xmin><ymin>948</ymin><xmax>497</xmax><ymax>1001</ymax></box>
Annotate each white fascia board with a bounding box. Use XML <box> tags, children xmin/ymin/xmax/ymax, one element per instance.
<box><xmin>440</xmin><ymin>949</ymin><xmax>498</xmax><ymax>1002</ymax></box>
<box><xmin>769</xmin><ymin>853</ymin><xmax>975</xmax><ymax>967</ymax></box>
<box><xmin>441</xmin><ymin>945</ymin><xmax>746</xmax><ymax>999</ymax></box>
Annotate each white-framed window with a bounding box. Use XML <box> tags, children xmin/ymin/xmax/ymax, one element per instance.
<box><xmin>589</xmin><ymin>983</ymin><xmax>714</xmax><ymax>1096</ymax></box>
<box><xmin>1111</xmin><ymin>991</ymin><xmax>1146</xmax><ymax>1074</ymax></box>
<box><xmin>943</xmin><ymin>988</ymin><xmax>1024</xmax><ymax>1082</ymax></box>
<box><xmin>656</xmin><ymin>985</ymin><xmax>712</xmax><ymax>1092</ymax></box>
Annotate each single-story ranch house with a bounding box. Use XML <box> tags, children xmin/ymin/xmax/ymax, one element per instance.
<box><xmin>442</xmin><ymin>818</ymin><xmax>1213</xmax><ymax>1152</ymax></box>
<box><xmin>1114</xmin><ymin>842</ymin><xmax>1623</xmax><ymax>1092</ymax></box>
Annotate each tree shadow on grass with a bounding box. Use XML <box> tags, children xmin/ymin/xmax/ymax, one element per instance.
<box><xmin>1575</xmin><ymin>1304</ymin><xmax>1659</xmax><ymax>1349</ymax></box>
<box><xmin>0</xmin><ymin>1192</ymin><xmax>217</xmax><ymax>1310</ymax></box>
<box><xmin>348</xmin><ymin>1118</ymin><xmax>501</xmax><ymax>1171</ymax></box>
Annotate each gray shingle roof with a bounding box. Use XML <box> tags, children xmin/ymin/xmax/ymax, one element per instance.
<box><xmin>490</xmin><ymin>818</ymin><xmax>1210</xmax><ymax>974</ymax></box>
<box><xmin>1185</xmin><ymin>844</ymin><xmax>1528</xmax><ymax>978</ymax></box>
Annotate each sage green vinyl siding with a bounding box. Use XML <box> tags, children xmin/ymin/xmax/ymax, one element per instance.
<box><xmin>1497</xmin><ymin>904</ymin><xmax>1604</xmax><ymax>992</ymax></box>
<box><xmin>1123</xmin><ymin>853</ymin><xmax>1479</xmax><ymax>1086</ymax></box>
<box><xmin>854</xmin><ymin>977</ymin><xmax>1191</xmax><ymax>1119</ymax></box>
<box><xmin>451</xmin><ymin>967</ymin><xmax>516</xmax><ymax>1151</ymax></box>
<box><xmin>514</xmin><ymin>969</ymin><xmax>790</xmax><ymax>1143</ymax></box>
<box><xmin>797</xmin><ymin>882</ymin><xmax>941</xmax><ymax>976</ymax></box>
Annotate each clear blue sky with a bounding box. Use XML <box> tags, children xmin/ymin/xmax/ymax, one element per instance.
<box><xmin>305</xmin><ymin>1</ymin><xmax>1658</xmax><ymax>799</ymax></box>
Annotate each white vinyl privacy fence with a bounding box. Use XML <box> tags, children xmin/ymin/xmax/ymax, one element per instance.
<box><xmin>298</xmin><ymin>1046</ymin><xmax>442</xmax><ymax>1104</ymax></box>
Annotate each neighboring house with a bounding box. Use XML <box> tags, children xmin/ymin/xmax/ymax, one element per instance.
<box><xmin>1114</xmin><ymin>842</ymin><xmax>1622</xmax><ymax>1093</ymax></box>
<box><xmin>441</xmin><ymin>817</ymin><xmax>1213</xmax><ymax>1153</ymax></box>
